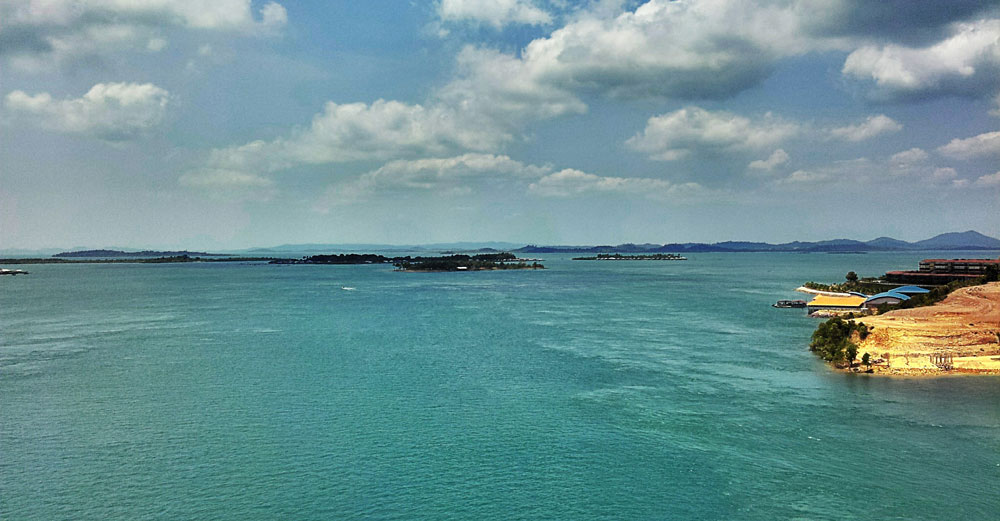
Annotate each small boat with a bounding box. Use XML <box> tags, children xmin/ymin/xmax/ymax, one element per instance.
<box><xmin>773</xmin><ymin>299</ymin><xmax>807</xmax><ymax>308</ymax></box>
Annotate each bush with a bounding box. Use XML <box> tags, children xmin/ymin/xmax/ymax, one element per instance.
<box><xmin>810</xmin><ymin>317</ymin><xmax>869</xmax><ymax>365</ymax></box>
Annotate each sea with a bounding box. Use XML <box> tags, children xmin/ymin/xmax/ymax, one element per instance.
<box><xmin>2</xmin><ymin>251</ymin><xmax>999</xmax><ymax>520</ymax></box>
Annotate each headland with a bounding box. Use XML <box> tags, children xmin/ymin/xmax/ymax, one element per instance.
<box><xmin>857</xmin><ymin>282</ymin><xmax>1000</xmax><ymax>375</ymax></box>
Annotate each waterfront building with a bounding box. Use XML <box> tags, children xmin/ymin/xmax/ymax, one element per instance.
<box><xmin>863</xmin><ymin>292</ymin><xmax>909</xmax><ymax>308</ymax></box>
<box><xmin>806</xmin><ymin>294</ymin><xmax>867</xmax><ymax>314</ymax></box>
<box><xmin>885</xmin><ymin>257</ymin><xmax>1000</xmax><ymax>284</ymax></box>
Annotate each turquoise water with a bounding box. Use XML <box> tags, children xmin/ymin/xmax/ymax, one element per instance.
<box><xmin>2</xmin><ymin>253</ymin><xmax>999</xmax><ymax>520</ymax></box>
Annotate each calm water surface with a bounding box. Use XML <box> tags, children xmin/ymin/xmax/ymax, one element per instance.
<box><xmin>2</xmin><ymin>253</ymin><xmax>999</xmax><ymax>520</ymax></box>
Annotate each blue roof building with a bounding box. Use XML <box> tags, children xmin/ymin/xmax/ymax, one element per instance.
<box><xmin>892</xmin><ymin>285</ymin><xmax>930</xmax><ymax>295</ymax></box>
<box><xmin>863</xmin><ymin>291</ymin><xmax>910</xmax><ymax>308</ymax></box>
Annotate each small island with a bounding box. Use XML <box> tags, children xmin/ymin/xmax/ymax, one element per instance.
<box><xmin>270</xmin><ymin>252</ymin><xmax>544</xmax><ymax>272</ymax></box>
<box><xmin>1</xmin><ymin>255</ymin><xmax>275</xmax><ymax>265</ymax></box>
<box><xmin>394</xmin><ymin>253</ymin><xmax>544</xmax><ymax>272</ymax></box>
<box><xmin>572</xmin><ymin>253</ymin><xmax>686</xmax><ymax>261</ymax></box>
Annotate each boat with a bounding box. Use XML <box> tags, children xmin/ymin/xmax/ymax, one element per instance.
<box><xmin>772</xmin><ymin>299</ymin><xmax>807</xmax><ymax>308</ymax></box>
<box><xmin>0</xmin><ymin>269</ymin><xmax>29</xmax><ymax>276</ymax></box>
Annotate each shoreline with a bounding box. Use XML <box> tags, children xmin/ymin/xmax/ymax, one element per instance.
<box><xmin>848</xmin><ymin>282</ymin><xmax>1000</xmax><ymax>376</ymax></box>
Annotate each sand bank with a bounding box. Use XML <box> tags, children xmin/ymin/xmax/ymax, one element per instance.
<box><xmin>856</xmin><ymin>282</ymin><xmax>1000</xmax><ymax>375</ymax></box>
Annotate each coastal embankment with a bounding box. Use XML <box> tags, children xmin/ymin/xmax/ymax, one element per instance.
<box><xmin>859</xmin><ymin>282</ymin><xmax>1000</xmax><ymax>375</ymax></box>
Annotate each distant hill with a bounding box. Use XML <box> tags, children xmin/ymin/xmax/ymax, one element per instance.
<box><xmin>911</xmin><ymin>231</ymin><xmax>1000</xmax><ymax>250</ymax></box>
<box><xmin>516</xmin><ymin>231</ymin><xmax>1000</xmax><ymax>254</ymax></box>
<box><xmin>245</xmin><ymin>241</ymin><xmax>525</xmax><ymax>253</ymax></box>
<box><xmin>54</xmin><ymin>249</ymin><xmax>231</xmax><ymax>258</ymax></box>
<box><xmin>864</xmin><ymin>237</ymin><xmax>912</xmax><ymax>249</ymax></box>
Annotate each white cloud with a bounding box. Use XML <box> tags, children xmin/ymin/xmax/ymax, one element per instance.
<box><xmin>932</xmin><ymin>167</ymin><xmax>958</xmax><ymax>181</ymax></box>
<box><xmin>438</xmin><ymin>0</ymin><xmax>552</xmax><ymax>28</ymax></box>
<box><xmin>528</xmin><ymin>169</ymin><xmax>703</xmax><ymax>199</ymax></box>
<box><xmin>829</xmin><ymin>114</ymin><xmax>902</xmax><ymax>141</ymax></box>
<box><xmin>842</xmin><ymin>19</ymin><xmax>1000</xmax><ymax>98</ymax></box>
<box><xmin>937</xmin><ymin>131</ymin><xmax>1000</xmax><ymax>159</ymax></box>
<box><xmin>626</xmin><ymin>107</ymin><xmax>798</xmax><ymax>160</ymax></box>
<box><xmin>179</xmin><ymin>168</ymin><xmax>274</xmax><ymax>188</ymax></box>
<box><xmin>0</xmin><ymin>0</ymin><xmax>286</xmax><ymax>69</ymax></box>
<box><xmin>748</xmin><ymin>149</ymin><xmax>790</xmax><ymax>171</ymax></box>
<box><xmin>178</xmin><ymin>168</ymin><xmax>276</xmax><ymax>201</ymax></box>
<box><xmin>431</xmin><ymin>1</ymin><xmax>1000</xmax><ymax>110</ymax></box>
<box><xmin>4</xmin><ymin>82</ymin><xmax>170</xmax><ymax>140</ymax></box>
<box><xmin>501</xmin><ymin>0</ymin><xmax>820</xmax><ymax>100</ymax></box>
<box><xmin>436</xmin><ymin>46</ymin><xmax>586</xmax><ymax>126</ymax></box>
<box><xmin>776</xmin><ymin>169</ymin><xmax>830</xmax><ymax>185</ymax></box>
<box><xmin>889</xmin><ymin>147</ymin><xmax>929</xmax><ymax>165</ymax></box>
<box><xmin>976</xmin><ymin>171</ymin><xmax>1000</xmax><ymax>186</ymax></box>
<box><xmin>205</xmin><ymin>99</ymin><xmax>509</xmax><ymax>175</ymax></box>
<box><xmin>317</xmin><ymin>153</ymin><xmax>549</xmax><ymax>209</ymax></box>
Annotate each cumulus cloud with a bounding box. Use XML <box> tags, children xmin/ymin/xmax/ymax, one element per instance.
<box><xmin>313</xmin><ymin>153</ymin><xmax>700</xmax><ymax>209</ymax></box>
<box><xmin>976</xmin><ymin>171</ymin><xmax>1000</xmax><ymax>186</ymax></box>
<box><xmin>626</xmin><ymin>107</ymin><xmax>798</xmax><ymax>160</ymax></box>
<box><xmin>773</xmin><ymin>150</ymin><xmax>970</xmax><ymax>190</ymax></box>
<box><xmin>0</xmin><ymin>0</ymin><xmax>286</xmax><ymax>69</ymax></box>
<box><xmin>528</xmin><ymin>169</ymin><xmax>704</xmax><ymax>199</ymax></box>
<box><xmin>937</xmin><ymin>131</ymin><xmax>1000</xmax><ymax>159</ymax></box>
<box><xmin>432</xmin><ymin>1</ymin><xmax>1000</xmax><ymax>111</ymax></box>
<box><xmin>932</xmin><ymin>167</ymin><xmax>958</xmax><ymax>181</ymax></box>
<box><xmin>179</xmin><ymin>168</ymin><xmax>274</xmax><ymax>188</ymax></box>
<box><xmin>748</xmin><ymin>149</ymin><xmax>790</xmax><ymax>171</ymax></box>
<box><xmin>437</xmin><ymin>0</ymin><xmax>552</xmax><ymax>28</ymax></box>
<box><xmin>4</xmin><ymin>82</ymin><xmax>170</xmax><ymax>140</ymax></box>
<box><xmin>890</xmin><ymin>147</ymin><xmax>929</xmax><ymax>165</ymax></box>
<box><xmin>499</xmin><ymin>0</ymin><xmax>815</xmax><ymax>100</ymax></box>
<box><xmin>776</xmin><ymin>169</ymin><xmax>830</xmax><ymax>185</ymax></box>
<box><xmin>436</xmin><ymin>46</ymin><xmax>587</xmax><ymax>125</ymax></box>
<box><xmin>842</xmin><ymin>19</ymin><xmax>1000</xmax><ymax>99</ymax></box>
<box><xmin>317</xmin><ymin>153</ymin><xmax>550</xmax><ymax>208</ymax></box>
<box><xmin>829</xmin><ymin>114</ymin><xmax>902</xmax><ymax>141</ymax></box>
<box><xmin>204</xmin><ymin>99</ymin><xmax>508</xmax><ymax>176</ymax></box>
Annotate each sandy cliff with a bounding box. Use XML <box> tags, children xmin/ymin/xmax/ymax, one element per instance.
<box><xmin>857</xmin><ymin>282</ymin><xmax>1000</xmax><ymax>375</ymax></box>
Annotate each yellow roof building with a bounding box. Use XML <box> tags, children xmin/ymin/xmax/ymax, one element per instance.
<box><xmin>807</xmin><ymin>295</ymin><xmax>867</xmax><ymax>308</ymax></box>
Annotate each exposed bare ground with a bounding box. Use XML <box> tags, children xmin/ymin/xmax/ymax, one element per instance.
<box><xmin>857</xmin><ymin>282</ymin><xmax>1000</xmax><ymax>375</ymax></box>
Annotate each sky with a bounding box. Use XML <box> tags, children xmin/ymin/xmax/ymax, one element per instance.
<box><xmin>2</xmin><ymin>0</ymin><xmax>1000</xmax><ymax>250</ymax></box>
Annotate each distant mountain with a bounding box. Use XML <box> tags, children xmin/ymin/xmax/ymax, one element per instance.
<box><xmin>864</xmin><ymin>237</ymin><xmax>912</xmax><ymax>250</ymax></box>
<box><xmin>244</xmin><ymin>241</ymin><xmax>525</xmax><ymax>253</ymax></box>
<box><xmin>54</xmin><ymin>249</ymin><xmax>230</xmax><ymax>258</ymax></box>
<box><xmin>911</xmin><ymin>230</ymin><xmax>1000</xmax><ymax>250</ymax></box>
<box><xmin>516</xmin><ymin>231</ymin><xmax>1000</xmax><ymax>254</ymax></box>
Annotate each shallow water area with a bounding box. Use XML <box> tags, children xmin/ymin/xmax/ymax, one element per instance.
<box><xmin>2</xmin><ymin>252</ymin><xmax>999</xmax><ymax>520</ymax></box>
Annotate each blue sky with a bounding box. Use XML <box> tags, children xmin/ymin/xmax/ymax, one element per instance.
<box><xmin>2</xmin><ymin>0</ymin><xmax>999</xmax><ymax>249</ymax></box>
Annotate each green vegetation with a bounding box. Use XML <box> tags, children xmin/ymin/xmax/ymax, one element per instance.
<box><xmin>572</xmin><ymin>253</ymin><xmax>686</xmax><ymax>261</ymax></box>
<box><xmin>810</xmin><ymin>317</ymin><xmax>870</xmax><ymax>367</ymax></box>
<box><xmin>271</xmin><ymin>254</ymin><xmax>394</xmax><ymax>265</ymax></box>
<box><xmin>0</xmin><ymin>255</ymin><xmax>275</xmax><ymax>264</ymax></box>
<box><xmin>802</xmin><ymin>275</ymin><xmax>887</xmax><ymax>296</ymax></box>
<box><xmin>395</xmin><ymin>253</ymin><xmax>543</xmax><ymax>272</ymax></box>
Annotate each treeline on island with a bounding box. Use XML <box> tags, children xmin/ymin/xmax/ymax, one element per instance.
<box><xmin>0</xmin><ymin>255</ymin><xmax>275</xmax><ymax>264</ymax></box>
<box><xmin>572</xmin><ymin>253</ymin><xmax>686</xmax><ymax>261</ymax></box>
<box><xmin>269</xmin><ymin>252</ymin><xmax>543</xmax><ymax>272</ymax></box>
<box><xmin>394</xmin><ymin>253</ymin><xmax>543</xmax><ymax>272</ymax></box>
